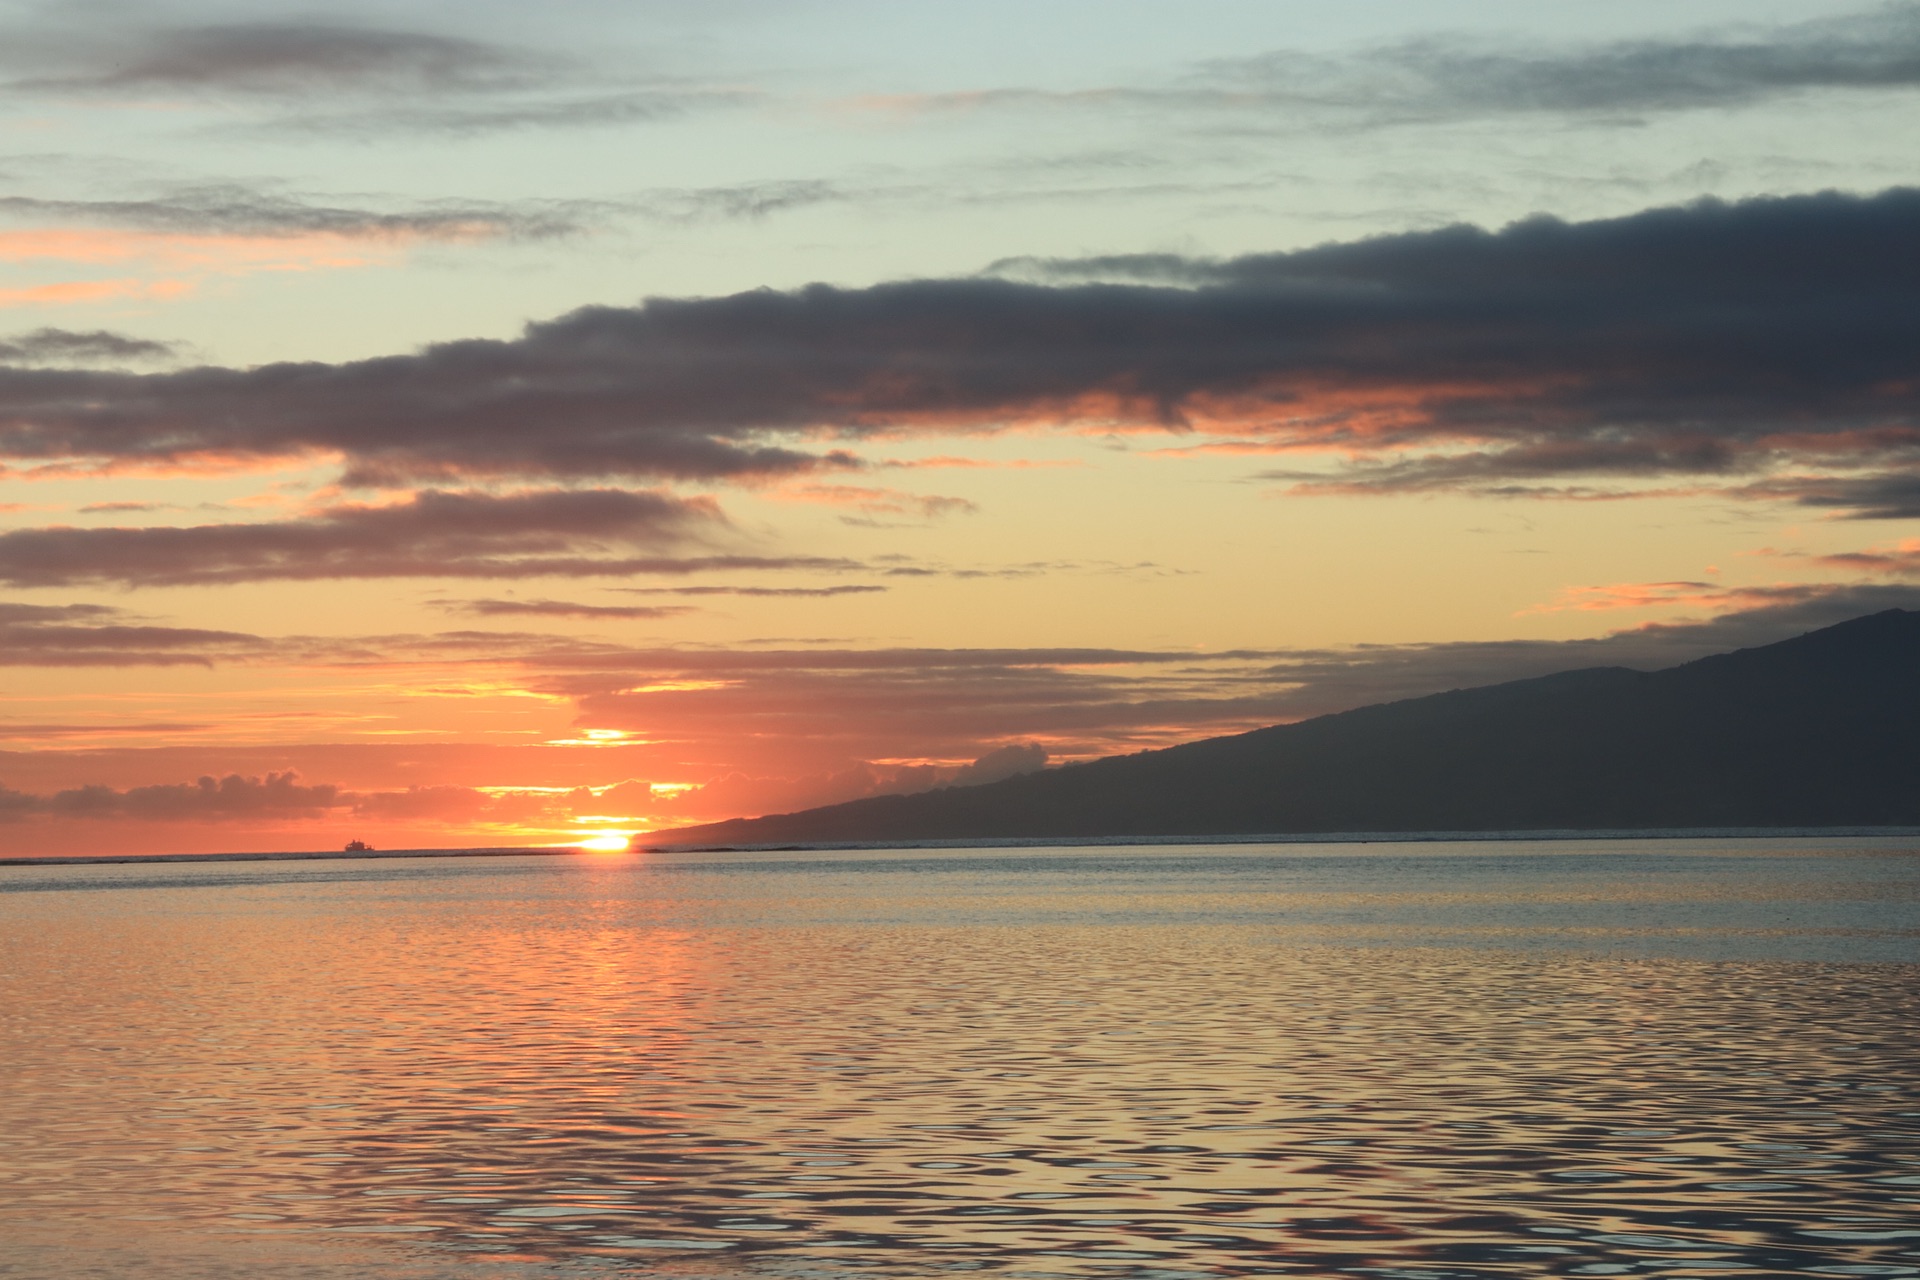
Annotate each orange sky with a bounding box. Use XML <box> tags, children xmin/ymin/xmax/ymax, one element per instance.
<box><xmin>3</xmin><ymin>2</ymin><xmax>1919</xmax><ymax>855</ymax></box>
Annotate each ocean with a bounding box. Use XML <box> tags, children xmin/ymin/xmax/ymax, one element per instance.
<box><xmin>3</xmin><ymin>837</ymin><xmax>1917</xmax><ymax>1278</ymax></box>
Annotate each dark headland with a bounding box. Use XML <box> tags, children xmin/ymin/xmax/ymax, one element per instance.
<box><xmin>650</xmin><ymin>609</ymin><xmax>1920</xmax><ymax>849</ymax></box>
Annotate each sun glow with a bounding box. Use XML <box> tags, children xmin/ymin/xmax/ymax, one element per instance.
<box><xmin>575</xmin><ymin>832</ymin><xmax>634</xmax><ymax>853</ymax></box>
<box><xmin>545</xmin><ymin>728</ymin><xmax>652</xmax><ymax>747</ymax></box>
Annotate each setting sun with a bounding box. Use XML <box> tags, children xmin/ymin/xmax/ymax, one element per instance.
<box><xmin>575</xmin><ymin>833</ymin><xmax>635</xmax><ymax>853</ymax></box>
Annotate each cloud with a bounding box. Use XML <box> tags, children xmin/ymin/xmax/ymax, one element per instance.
<box><xmin>0</xmin><ymin>21</ymin><xmax>753</xmax><ymax>137</ymax></box>
<box><xmin>0</xmin><ymin>488</ymin><xmax>725</xmax><ymax>587</ymax></box>
<box><xmin>0</xmin><ymin>189</ymin><xmax>588</xmax><ymax>298</ymax></box>
<box><xmin>0</xmin><ymin>278</ymin><xmax>189</xmax><ymax>308</ymax></box>
<box><xmin>444</xmin><ymin>585</ymin><xmax>892</xmax><ymax>615</ymax></box>
<box><xmin>774</xmin><ymin>483</ymin><xmax>980</xmax><ymax>523</ymax></box>
<box><xmin>618</xmin><ymin>584</ymin><xmax>887</xmax><ymax>598</ymax></box>
<box><xmin>950</xmin><ymin>741</ymin><xmax>1047</xmax><ymax>786</ymax></box>
<box><xmin>633</xmin><ymin>180</ymin><xmax>845</xmax><ymax>224</ymax></box>
<box><xmin>8</xmin><ymin>23</ymin><xmax>555</xmax><ymax>98</ymax></box>
<box><xmin>448</xmin><ymin>598</ymin><xmax>696</xmax><ymax>621</ymax></box>
<box><xmin>0</xmin><ymin>722</ymin><xmax>210</xmax><ymax>739</ymax></box>
<box><xmin>0</xmin><ymin>187</ymin><xmax>1913</xmax><ymax>504</ymax></box>
<box><xmin>0</xmin><ymin>772</ymin><xmax>559</xmax><ymax>826</ymax></box>
<box><xmin>1518</xmin><ymin>580</ymin><xmax>1829</xmax><ymax>616</ymax></box>
<box><xmin>275</xmin><ymin>91</ymin><xmax>756</xmax><ymax>138</ymax></box>
<box><xmin>1214</xmin><ymin>5</ymin><xmax>1920</xmax><ymax>119</ymax></box>
<box><xmin>867</xmin><ymin>4</ymin><xmax>1920</xmax><ymax>126</ymax></box>
<box><xmin>1808</xmin><ymin>537</ymin><xmax>1920</xmax><ymax>576</ymax></box>
<box><xmin>38</xmin><ymin>771</ymin><xmax>341</xmax><ymax>820</ymax></box>
<box><xmin>0</xmin><ymin>328</ymin><xmax>179</xmax><ymax>365</ymax></box>
<box><xmin>1734</xmin><ymin>471</ymin><xmax>1920</xmax><ymax>519</ymax></box>
<box><xmin>0</xmin><ymin>601</ymin><xmax>268</xmax><ymax>665</ymax></box>
<box><xmin>0</xmin><ymin>188</ymin><xmax>583</xmax><ymax>242</ymax></box>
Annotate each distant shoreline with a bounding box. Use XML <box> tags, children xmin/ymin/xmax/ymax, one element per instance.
<box><xmin>7</xmin><ymin>825</ymin><xmax>1920</xmax><ymax>869</ymax></box>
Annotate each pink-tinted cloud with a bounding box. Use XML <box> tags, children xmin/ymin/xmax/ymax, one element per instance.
<box><xmin>0</xmin><ymin>277</ymin><xmax>192</xmax><ymax>307</ymax></box>
<box><xmin>1518</xmin><ymin>580</ymin><xmax>1808</xmax><ymax>615</ymax></box>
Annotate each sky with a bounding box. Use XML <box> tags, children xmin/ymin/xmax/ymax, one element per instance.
<box><xmin>3</xmin><ymin>0</ymin><xmax>1919</xmax><ymax>855</ymax></box>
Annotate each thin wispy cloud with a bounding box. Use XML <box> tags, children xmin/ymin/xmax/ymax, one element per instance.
<box><xmin>0</xmin><ymin>19</ymin><xmax>756</xmax><ymax>137</ymax></box>
<box><xmin>617</xmin><ymin>584</ymin><xmax>887</xmax><ymax>598</ymax></box>
<box><xmin>0</xmin><ymin>488</ymin><xmax>726</xmax><ymax>587</ymax></box>
<box><xmin>861</xmin><ymin>4</ymin><xmax>1920</xmax><ymax>127</ymax></box>
<box><xmin>0</xmin><ymin>188</ymin><xmax>586</xmax><ymax>242</ymax></box>
<box><xmin>270</xmin><ymin>90</ymin><xmax>759</xmax><ymax>138</ymax></box>
<box><xmin>447</xmin><ymin>598</ymin><xmax>697</xmax><ymax>621</ymax></box>
<box><xmin>1229</xmin><ymin>4</ymin><xmax>1920</xmax><ymax>118</ymax></box>
<box><xmin>0</xmin><ymin>601</ymin><xmax>268</xmax><ymax>665</ymax></box>
<box><xmin>5</xmin><ymin>24</ymin><xmax>556</xmax><ymax>98</ymax></box>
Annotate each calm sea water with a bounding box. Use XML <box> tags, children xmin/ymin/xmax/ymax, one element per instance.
<box><xmin>2</xmin><ymin>838</ymin><xmax>1917</xmax><ymax>1279</ymax></box>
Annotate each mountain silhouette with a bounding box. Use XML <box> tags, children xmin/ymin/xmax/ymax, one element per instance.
<box><xmin>651</xmin><ymin>609</ymin><xmax>1920</xmax><ymax>847</ymax></box>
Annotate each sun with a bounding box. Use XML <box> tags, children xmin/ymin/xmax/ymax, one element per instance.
<box><xmin>576</xmin><ymin>833</ymin><xmax>633</xmax><ymax>853</ymax></box>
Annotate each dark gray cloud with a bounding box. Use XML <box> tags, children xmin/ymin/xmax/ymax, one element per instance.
<box><xmin>0</xmin><ymin>328</ymin><xmax>179</xmax><ymax>366</ymax></box>
<box><xmin>0</xmin><ymin>187</ymin><xmax>584</xmax><ymax>241</ymax></box>
<box><xmin>0</xmin><ymin>187</ymin><xmax>1914</xmax><ymax>507</ymax></box>
<box><xmin>1735</xmin><ymin>471</ymin><xmax>1920</xmax><ymax>520</ymax></box>
<box><xmin>0</xmin><ymin>488</ymin><xmax>725</xmax><ymax>588</ymax></box>
<box><xmin>0</xmin><ymin>601</ymin><xmax>268</xmax><ymax>666</ymax></box>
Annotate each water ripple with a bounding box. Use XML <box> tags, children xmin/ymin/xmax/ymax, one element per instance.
<box><xmin>1</xmin><ymin>843</ymin><xmax>1917</xmax><ymax>1278</ymax></box>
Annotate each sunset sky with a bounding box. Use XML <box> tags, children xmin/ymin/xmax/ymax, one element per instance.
<box><xmin>4</xmin><ymin>0</ymin><xmax>1920</xmax><ymax>855</ymax></box>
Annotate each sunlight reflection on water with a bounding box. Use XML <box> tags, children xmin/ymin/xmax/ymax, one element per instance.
<box><xmin>2</xmin><ymin>839</ymin><xmax>1917</xmax><ymax>1278</ymax></box>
